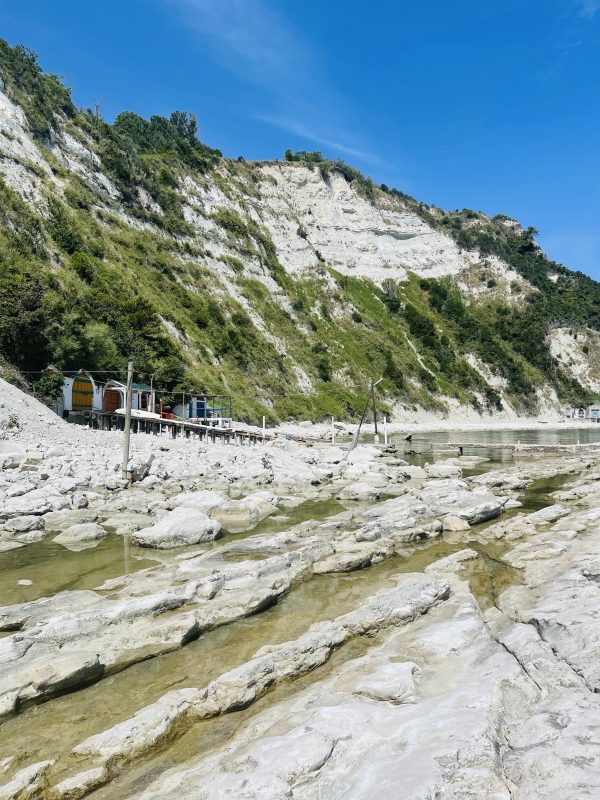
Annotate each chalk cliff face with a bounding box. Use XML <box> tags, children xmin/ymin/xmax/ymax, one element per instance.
<box><xmin>243</xmin><ymin>164</ymin><xmax>466</xmax><ymax>281</ymax></box>
<box><xmin>0</xmin><ymin>40</ymin><xmax>597</xmax><ymax>422</ymax></box>
<box><xmin>180</xmin><ymin>160</ymin><xmax>530</xmax><ymax>290</ymax></box>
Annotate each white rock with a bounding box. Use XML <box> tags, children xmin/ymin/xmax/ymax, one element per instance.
<box><xmin>132</xmin><ymin>507</ymin><xmax>222</xmax><ymax>548</ymax></box>
<box><xmin>3</xmin><ymin>515</ymin><xmax>43</xmax><ymax>533</ymax></box>
<box><xmin>211</xmin><ymin>491</ymin><xmax>278</xmax><ymax>532</ymax></box>
<box><xmin>441</xmin><ymin>513</ymin><xmax>471</xmax><ymax>532</ymax></box>
<box><xmin>336</xmin><ymin>482</ymin><xmax>381</xmax><ymax>501</ymax></box>
<box><xmin>171</xmin><ymin>489</ymin><xmax>227</xmax><ymax>514</ymax></box>
<box><xmin>53</xmin><ymin>523</ymin><xmax>107</xmax><ymax>547</ymax></box>
<box><xmin>425</xmin><ymin>463</ymin><xmax>462</xmax><ymax>479</ymax></box>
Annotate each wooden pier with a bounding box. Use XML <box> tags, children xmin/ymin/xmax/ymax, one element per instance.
<box><xmin>94</xmin><ymin>412</ymin><xmax>269</xmax><ymax>445</ymax></box>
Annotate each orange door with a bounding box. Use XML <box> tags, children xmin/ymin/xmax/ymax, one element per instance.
<box><xmin>103</xmin><ymin>389</ymin><xmax>121</xmax><ymax>412</ymax></box>
<box><xmin>72</xmin><ymin>377</ymin><xmax>93</xmax><ymax>412</ymax></box>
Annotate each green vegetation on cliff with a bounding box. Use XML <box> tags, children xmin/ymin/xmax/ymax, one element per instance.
<box><xmin>0</xmin><ymin>40</ymin><xmax>597</xmax><ymax>421</ymax></box>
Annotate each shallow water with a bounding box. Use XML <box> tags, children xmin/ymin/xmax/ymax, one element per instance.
<box><xmin>362</xmin><ymin>425</ymin><xmax>600</xmax><ymax>472</ymax></box>
<box><xmin>90</xmin><ymin>529</ymin><xmax>529</xmax><ymax>800</ymax></box>
<box><xmin>0</xmin><ymin>534</ymin><xmax>160</xmax><ymax>607</ymax></box>
<box><xmin>0</xmin><ymin>444</ymin><xmax>583</xmax><ymax>796</ymax></box>
<box><xmin>0</xmin><ymin>499</ymin><xmax>345</xmax><ymax>609</ymax></box>
<box><xmin>388</xmin><ymin>425</ymin><xmax>600</xmax><ymax>448</ymax></box>
<box><xmin>217</xmin><ymin>497</ymin><xmax>345</xmax><ymax>541</ymax></box>
<box><xmin>0</xmin><ymin>538</ymin><xmax>461</xmax><ymax>776</ymax></box>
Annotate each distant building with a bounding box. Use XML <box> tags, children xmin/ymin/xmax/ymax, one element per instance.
<box><xmin>172</xmin><ymin>394</ymin><xmax>233</xmax><ymax>425</ymax></box>
<box><xmin>62</xmin><ymin>372</ymin><xmax>103</xmax><ymax>416</ymax></box>
<box><xmin>59</xmin><ymin>372</ymin><xmax>230</xmax><ymax>426</ymax></box>
<box><xmin>570</xmin><ymin>405</ymin><xmax>600</xmax><ymax>422</ymax></box>
<box><xmin>102</xmin><ymin>380</ymin><xmax>154</xmax><ymax>413</ymax></box>
<box><xmin>61</xmin><ymin>374</ymin><xmax>154</xmax><ymax>420</ymax></box>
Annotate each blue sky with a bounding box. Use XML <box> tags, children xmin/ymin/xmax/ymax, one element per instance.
<box><xmin>1</xmin><ymin>0</ymin><xmax>599</xmax><ymax>276</ymax></box>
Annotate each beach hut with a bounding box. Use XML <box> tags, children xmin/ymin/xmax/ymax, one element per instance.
<box><xmin>62</xmin><ymin>372</ymin><xmax>103</xmax><ymax>415</ymax></box>
<box><xmin>102</xmin><ymin>380</ymin><xmax>154</xmax><ymax>413</ymax></box>
<box><xmin>183</xmin><ymin>394</ymin><xmax>233</xmax><ymax>426</ymax></box>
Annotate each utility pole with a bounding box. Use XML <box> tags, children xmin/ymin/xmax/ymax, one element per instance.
<box><xmin>121</xmin><ymin>361</ymin><xmax>133</xmax><ymax>482</ymax></box>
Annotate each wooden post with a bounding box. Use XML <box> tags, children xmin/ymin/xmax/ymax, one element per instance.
<box><xmin>371</xmin><ymin>380</ymin><xmax>378</xmax><ymax>437</ymax></box>
<box><xmin>121</xmin><ymin>361</ymin><xmax>133</xmax><ymax>482</ymax></box>
<box><xmin>331</xmin><ymin>416</ymin><xmax>335</xmax><ymax>445</ymax></box>
<box><xmin>384</xmin><ymin>414</ymin><xmax>388</xmax><ymax>445</ymax></box>
<box><xmin>262</xmin><ymin>415</ymin><xmax>266</xmax><ymax>439</ymax></box>
<box><xmin>349</xmin><ymin>396</ymin><xmax>370</xmax><ymax>453</ymax></box>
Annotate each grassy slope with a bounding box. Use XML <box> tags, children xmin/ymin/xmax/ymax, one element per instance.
<box><xmin>0</xmin><ymin>40</ymin><xmax>597</xmax><ymax>422</ymax></box>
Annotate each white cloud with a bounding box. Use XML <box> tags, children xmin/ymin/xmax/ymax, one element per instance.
<box><xmin>161</xmin><ymin>0</ymin><xmax>376</xmax><ymax>163</ymax></box>
<box><xmin>167</xmin><ymin>0</ymin><xmax>308</xmax><ymax>88</ymax></box>
<box><xmin>574</xmin><ymin>0</ymin><xmax>599</xmax><ymax>19</ymax></box>
<box><xmin>259</xmin><ymin>115</ymin><xmax>379</xmax><ymax>163</ymax></box>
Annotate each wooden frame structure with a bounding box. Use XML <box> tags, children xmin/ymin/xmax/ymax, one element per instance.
<box><xmin>95</xmin><ymin>411</ymin><xmax>268</xmax><ymax>444</ymax></box>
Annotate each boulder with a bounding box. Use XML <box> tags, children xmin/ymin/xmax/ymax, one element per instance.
<box><xmin>211</xmin><ymin>491</ymin><xmax>278</xmax><ymax>532</ymax></box>
<box><xmin>54</xmin><ymin>523</ymin><xmax>108</xmax><ymax>550</ymax></box>
<box><xmin>2</xmin><ymin>486</ymin><xmax>70</xmax><ymax>518</ymax></box>
<box><xmin>400</xmin><ymin>465</ymin><xmax>427</xmax><ymax>479</ymax></box>
<box><xmin>171</xmin><ymin>490</ymin><xmax>227</xmax><ymax>515</ymax></box>
<box><xmin>101</xmin><ymin>512</ymin><xmax>155</xmax><ymax>534</ymax></box>
<box><xmin>425</xmin><ymin>463</ymin><xmax>462</xmax><ymax>479</ymax></box>
<box><xmin>132</xmin><ymin>507</ymin><xmax>222</xmax><ymax>548</ymax></box>
<box><xmin>43</xmin><ymin>509</ymin><xmax>99</xmax><ymax>532</ymax></box>
<box><xmin>3</xmin><ymin>515</ymin><xmax>43</xmax><ymax>533</ymax></box>
<box><xmin>336</xmin><ymin>482</ymin><xmax>382</xmax><ymax>502</ymax></box>
<box><xmin>440</xmin><ymin>514</ymin><xmax>471</xmax><ymax>532</ymax></box>
<box><xmin>45</xmin><ymin>446</ymin><xmax>68</xmax><ymax>458</ymax></box>
<box><xmin>0</xmin><ymin>442</ymin><xmax>25</xmax><ymax>470</ymax></box>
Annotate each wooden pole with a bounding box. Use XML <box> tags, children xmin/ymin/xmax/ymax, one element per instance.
<box><xmin>348</xmin><ymin>394</ymin><xmax>371</xmax><ymax>455</ymax></box>
<box><xmin>384</xmin><ymin>414</ymin><xmax>388</xmax><ymax>445</ymax></box>
<box><xmin>121</xmin><ymin>361</ymin><xmax>133</xmax><ymax>482</ymax></box>
<box><xmin>371</xmin><ymin>380</ymin><xmax>378</xmax><ymax>436</ymax></box>
<box><xmin>331</xmin><ymin>416</ymin><xmax>335</xmax><ymax>445</ymax></box>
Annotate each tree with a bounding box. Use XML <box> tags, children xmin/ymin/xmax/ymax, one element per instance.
<box><xmin>381</xmin><ymin>279</ymin><xmax>400</xmax><ymax>313</ymax></box>
<box><xmin>0</xmin><ymin>268</ymin><xmax>50</xmax><ymax>369</ymax></box>
<box><xmin>33</xmin><ymin>371</ymin><xmax>64</xmax><ymax>400</ymax></box>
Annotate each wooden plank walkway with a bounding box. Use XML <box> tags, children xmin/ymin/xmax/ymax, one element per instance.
<box><xmin>96</xmin><ymin>412</ymin><xmax>269</xmax><ymax>445</ymax></box>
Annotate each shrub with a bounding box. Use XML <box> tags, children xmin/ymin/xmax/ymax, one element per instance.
<box><xmin>46</xmin><ymin>198</ymin><xmax>82</xmax><ymax>254</ymax></box>
<box><xmin>0</xmin><ymin>41</ymin><xmax>75</xmax><ymax>138</ymax></box>
<box><xmin>315</xmin><ymin>357</ymin><xmax>332</xmax><ymax>382</ymax></box>
<box><xmin>0</xmin><ymin>268</ymin><xmax>49</xmax><ymax>368</ymax></box>
<box><xmin>71</xmin><ymin>251</ymin><xmax>96</xmax><ymax>282</ymax></box>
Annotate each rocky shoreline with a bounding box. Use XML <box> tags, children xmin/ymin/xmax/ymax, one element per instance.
<box><xmin>2</xmin><ymin>378</ymin><xmax>600</xmax><ymax>799</ymax></box>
